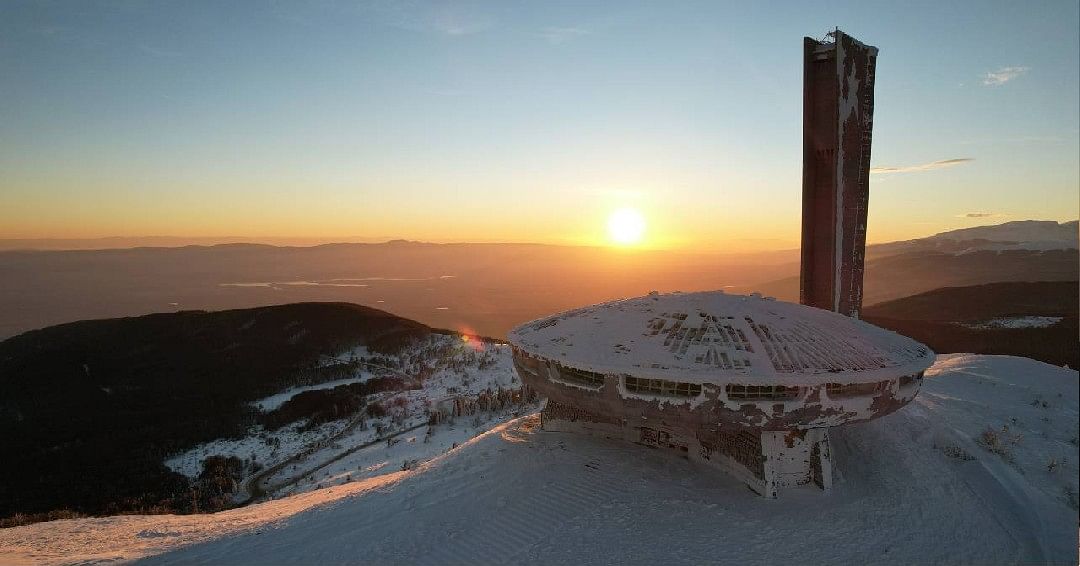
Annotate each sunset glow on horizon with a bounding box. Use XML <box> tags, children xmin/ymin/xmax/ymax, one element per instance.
<box><xmin>0</xmin><ymin>1</ymin><xmax>1077</xmax><ymax>252</ymax></box>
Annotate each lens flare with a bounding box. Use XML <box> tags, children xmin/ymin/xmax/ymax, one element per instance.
<box><xmin>457</xmin><ymin>325</ymin><xmax>485</xmax><ymax>352</ymax></box>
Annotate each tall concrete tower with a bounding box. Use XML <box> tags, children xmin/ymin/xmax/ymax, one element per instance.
<box><xmin>800</xmin><ymin>30</ymin><xmax>878</xmax><ymax>318</ymax></box>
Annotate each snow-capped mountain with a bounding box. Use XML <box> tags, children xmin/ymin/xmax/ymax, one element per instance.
<box><xmin>927</xmin><ymin>220</ymin><xmax>1079</xmax><ymax>247</ymax></box>
<box><xmin>753</xmin><ymin>221</ymin><xmax>1079</xmax><ymax>305</ymax></box>
<box><xmin>870</xmin><ymin>220</ymin><xmax>1079</xmax><ymax>256</ymax></box>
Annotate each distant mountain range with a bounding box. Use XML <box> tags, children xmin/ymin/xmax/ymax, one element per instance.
<box><xmin>0</xmin><ymin>235</ymin><xmax>403</xmax><ymax>251</ymax></box>
<box><xmin>869</xmin><ymin>220</ymin><xmax>1078</xmax><ymax>257</ymax></box>
<box><xmin>0</xmin><ymin>220</ymin><xmax>1075</xmax><ymax>340</ymax></box>
<box><xmin>752</xmin><ymin>220</ymin><xmax>1078</xmax><ymax>305</ymax></box>
<box><xmin>0</xmin><ymin>241</ymin><xmax>796</xmax><ymax>340</ymax></box>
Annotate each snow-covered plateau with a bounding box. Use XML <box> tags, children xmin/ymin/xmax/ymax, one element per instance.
<box><xmin>1</xmin><ymin>353</ymin><xmax>1077</xmax><ymax>565</ymax></box>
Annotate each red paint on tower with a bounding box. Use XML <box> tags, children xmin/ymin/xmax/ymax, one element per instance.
<box><xmin>800</xmin><ymin>30</ymin><xmax>878</xmax><ymax>318</ymax></box>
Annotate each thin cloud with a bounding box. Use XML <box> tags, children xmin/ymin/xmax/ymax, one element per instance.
<box><xmin>537</xmin><ymin>26</ymin><xmax>589</xmax><ymax>45</ymax></box>
<box><xmin>361</xmin><ymin>2</ymin><xmax>493</xmax><ymax>36</ymax></box>
<box><xmin>870</xmin><ymin>158</ymin><xmax>974</xmax><ymax>175</ymax></box>
<box><xmin>956</xmin><ymin>212</ymin><xmax>1008</xmax><ymax>219</ymax></box>
<box><xmin>982</xmin><ymin>66</ymin><xmax>1028</xmax><ymax>86</ymax></box>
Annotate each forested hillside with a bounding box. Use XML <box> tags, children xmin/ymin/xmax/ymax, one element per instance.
<box><xmin>754</xmin><ymin>249</ymin><xmax>1079</xmax><ymax>305</ymax></box>
<box><xmin>0</xmin><ymin>303</ymin><xmax>433</xmax><ymax>523</ymax></box>
<box><xmin>864</xmin><ymin>281</ymin><xmax>1078</xmax><ymax>367</ymax></box>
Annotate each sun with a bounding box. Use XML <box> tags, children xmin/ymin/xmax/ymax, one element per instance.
<box><xmin>607</xmin><ymin>207</ymin><xmax>646</xmax><ymax>246</ymax></box>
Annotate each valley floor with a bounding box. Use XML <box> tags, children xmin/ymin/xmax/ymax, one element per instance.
<box><xmin>1</xmin><ymin>354</ymin><xmax>1077</xmax><ymax>565</ymax></box>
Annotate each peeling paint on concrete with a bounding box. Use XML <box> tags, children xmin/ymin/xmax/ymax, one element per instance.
<box><xmin>800</xmin><ymin>30</ymin><xmax>877</xmax><ymax>319</ymax></box>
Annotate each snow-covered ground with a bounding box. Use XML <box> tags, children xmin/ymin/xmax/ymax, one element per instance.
<box><xmin>252</xmin><ymin>336</ymin><xmax>527</xmax><ymax>499</ymax></box>
<box><xmin>249</xmin><ymin>344</ymin><xmax>389</xmax><ymax>414</ymax></box>
<box><xmin>959</xmin><ymin>316</ymin><xmax>1064</xmax><ymax>330</ymax></box>
<box><xmin>167</xmin><ymin>335</ymin><xmax>524</xmax><ymax>486</ymax></box>
<box><xmin>252</xmin><ymin>378</ymin><xmax>369</xmax><ymax>412</ymax></box>
<box><xmin>165</xmin><ymin>420</ymin><xmax>352</xmax><ymax>480</ymax></box>
<box><xmin>261</xmin><ymin>402</ymin><xmax>530</xmax><ymax>500</ymax></box>
<box><xmin>2</xmin><ymin>353</ymin><xmax>1077</xmax><ymax>565</ymax></box>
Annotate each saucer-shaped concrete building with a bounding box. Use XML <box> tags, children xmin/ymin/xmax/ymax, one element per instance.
<box><xmin>508</xmin><ymin>291</ymin><xmax>934</xmax><ymax>497</ymax></box>
<box><xmin>509</xmin><ymin>29</ymin><xmax>933</xmax><ymax>497</ymax></box>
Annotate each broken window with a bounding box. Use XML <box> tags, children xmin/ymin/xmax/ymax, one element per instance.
<box><xmin>553</xmin><ymin>365</ymin><xmax>606</xmax><ymax>389</ymax></box>
<box><xmin>544</xmin><ymin>399</ymin><xmax>620</xmax><ymax>425</ymax></box>
<box><xmin>624</xmin><ymin>376</ymin><xmax>702</xmax><ymax>397</ymax></box>
<box><xmin>725</xmin><ymin>384</ymin><xmax>800</xmax><ymax>401</ymax></box>
<box><xmin>824</xmin><ymin>381</ymin><xmax>882</xmax><ymax>398</ymax></box>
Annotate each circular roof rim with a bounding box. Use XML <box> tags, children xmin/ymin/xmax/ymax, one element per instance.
<box><xmin>507</xmin><ymin>290</ymin><xmax>935</xmax><ymax>386</ymax></box>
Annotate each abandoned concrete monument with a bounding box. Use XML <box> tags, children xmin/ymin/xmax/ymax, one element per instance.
<box><xmin>507</xmin><ymin>30</ymin><xmax>935</xmax><ymax>498</ymax></box>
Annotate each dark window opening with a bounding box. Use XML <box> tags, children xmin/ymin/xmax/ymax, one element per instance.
<box><xmin>725</xmin><ymin>384</ymin><xmax>800</xmax><ymax>401</ymax></box>
<box><xmin>624</xmin><ymin>376</ymin><xmax>702</xmax><ymax>397</ymax></box>
<box><xmin>555</xmin><ymin>365</ymin><xmax>606</xmax><ymax>389</ymax></box>
<box><xmin>825</xmin><ymin>381</ymin><xmax>882</xmax><ymax>397</ymax></box>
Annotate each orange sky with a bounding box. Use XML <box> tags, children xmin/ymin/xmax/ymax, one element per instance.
<box><xmin>2</xmin><ymin>2</ymin><xmax>1077</xmax><ymax>252</ymax></box>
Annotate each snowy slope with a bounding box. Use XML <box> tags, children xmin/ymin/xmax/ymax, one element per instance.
<box><xmin>164</xmin><ymin>336</ymin><xmax>523</xmax><ymax>483</ymax></box>
<box><xmin>1</xmin><ymin>354</ymin><xmax>1077</xmax><ymax>565</ymax></box>
<box><xmin>926</xmin><ymin>220</ymin><xmax>1078</xmax><ymax>247</ymax></box>
<box><xmin>866</xmin><ymin>219</ymin><xmax>1079</xmax><ymax>257</ymax></box>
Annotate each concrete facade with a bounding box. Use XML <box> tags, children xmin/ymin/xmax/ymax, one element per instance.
<box><xmin>800</xmin><ymin>30</ymin><xmax>878</xmax><ymax>319</ymax></box>
<box><xmin>512</xmin><ymin>343</ymin><xmax>923</xmax><ymax>497</ymax></box>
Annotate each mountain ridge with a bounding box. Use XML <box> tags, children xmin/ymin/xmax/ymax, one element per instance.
<box><xmin>0</xmin><ymin>302</ymin><xmax>435</xmax><ymax>522</ymax></box>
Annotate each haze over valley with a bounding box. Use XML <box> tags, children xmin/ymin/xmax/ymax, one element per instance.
<box><xmin>1</xmin><ymin>220</ymin><xmax>1075</xmax><ymax>341</ymax></box>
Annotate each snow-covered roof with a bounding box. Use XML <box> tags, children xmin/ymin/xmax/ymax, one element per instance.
<box><xmin>508</xmin><ymin>291</ymin><xmax>935</xmax><ymax>386</ymax></box>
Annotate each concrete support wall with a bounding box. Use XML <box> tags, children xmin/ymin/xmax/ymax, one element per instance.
<box><xmin>539</xmin><ymin>398</ymin><xmax>834</xmax><ymax>498</ymax></box>
<box><xmin>760</xmin><ymin>428</ymin><xmax>832</xmax><ymax>497</ymax></box>
<box><xmin>692</xmin><ymin>428</ymin><xmax>769</xmax><ymax>495</ymax></box>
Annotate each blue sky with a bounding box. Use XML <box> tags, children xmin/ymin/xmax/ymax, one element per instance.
<box><xmin>1</xmin><ymin>0</ymin><xmax>1077</xmax><ymax>248</ymax></box>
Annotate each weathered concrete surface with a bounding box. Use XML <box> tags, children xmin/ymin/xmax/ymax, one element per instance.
<box><xmin>801</xmin><ymin>30</ymin><xmax>878</xmax><ymax>318</ymax></box>
<box><xmin>516</xmin><ymin>352</ymin><xmax>923</xmax><ymax>432</ymax></box>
